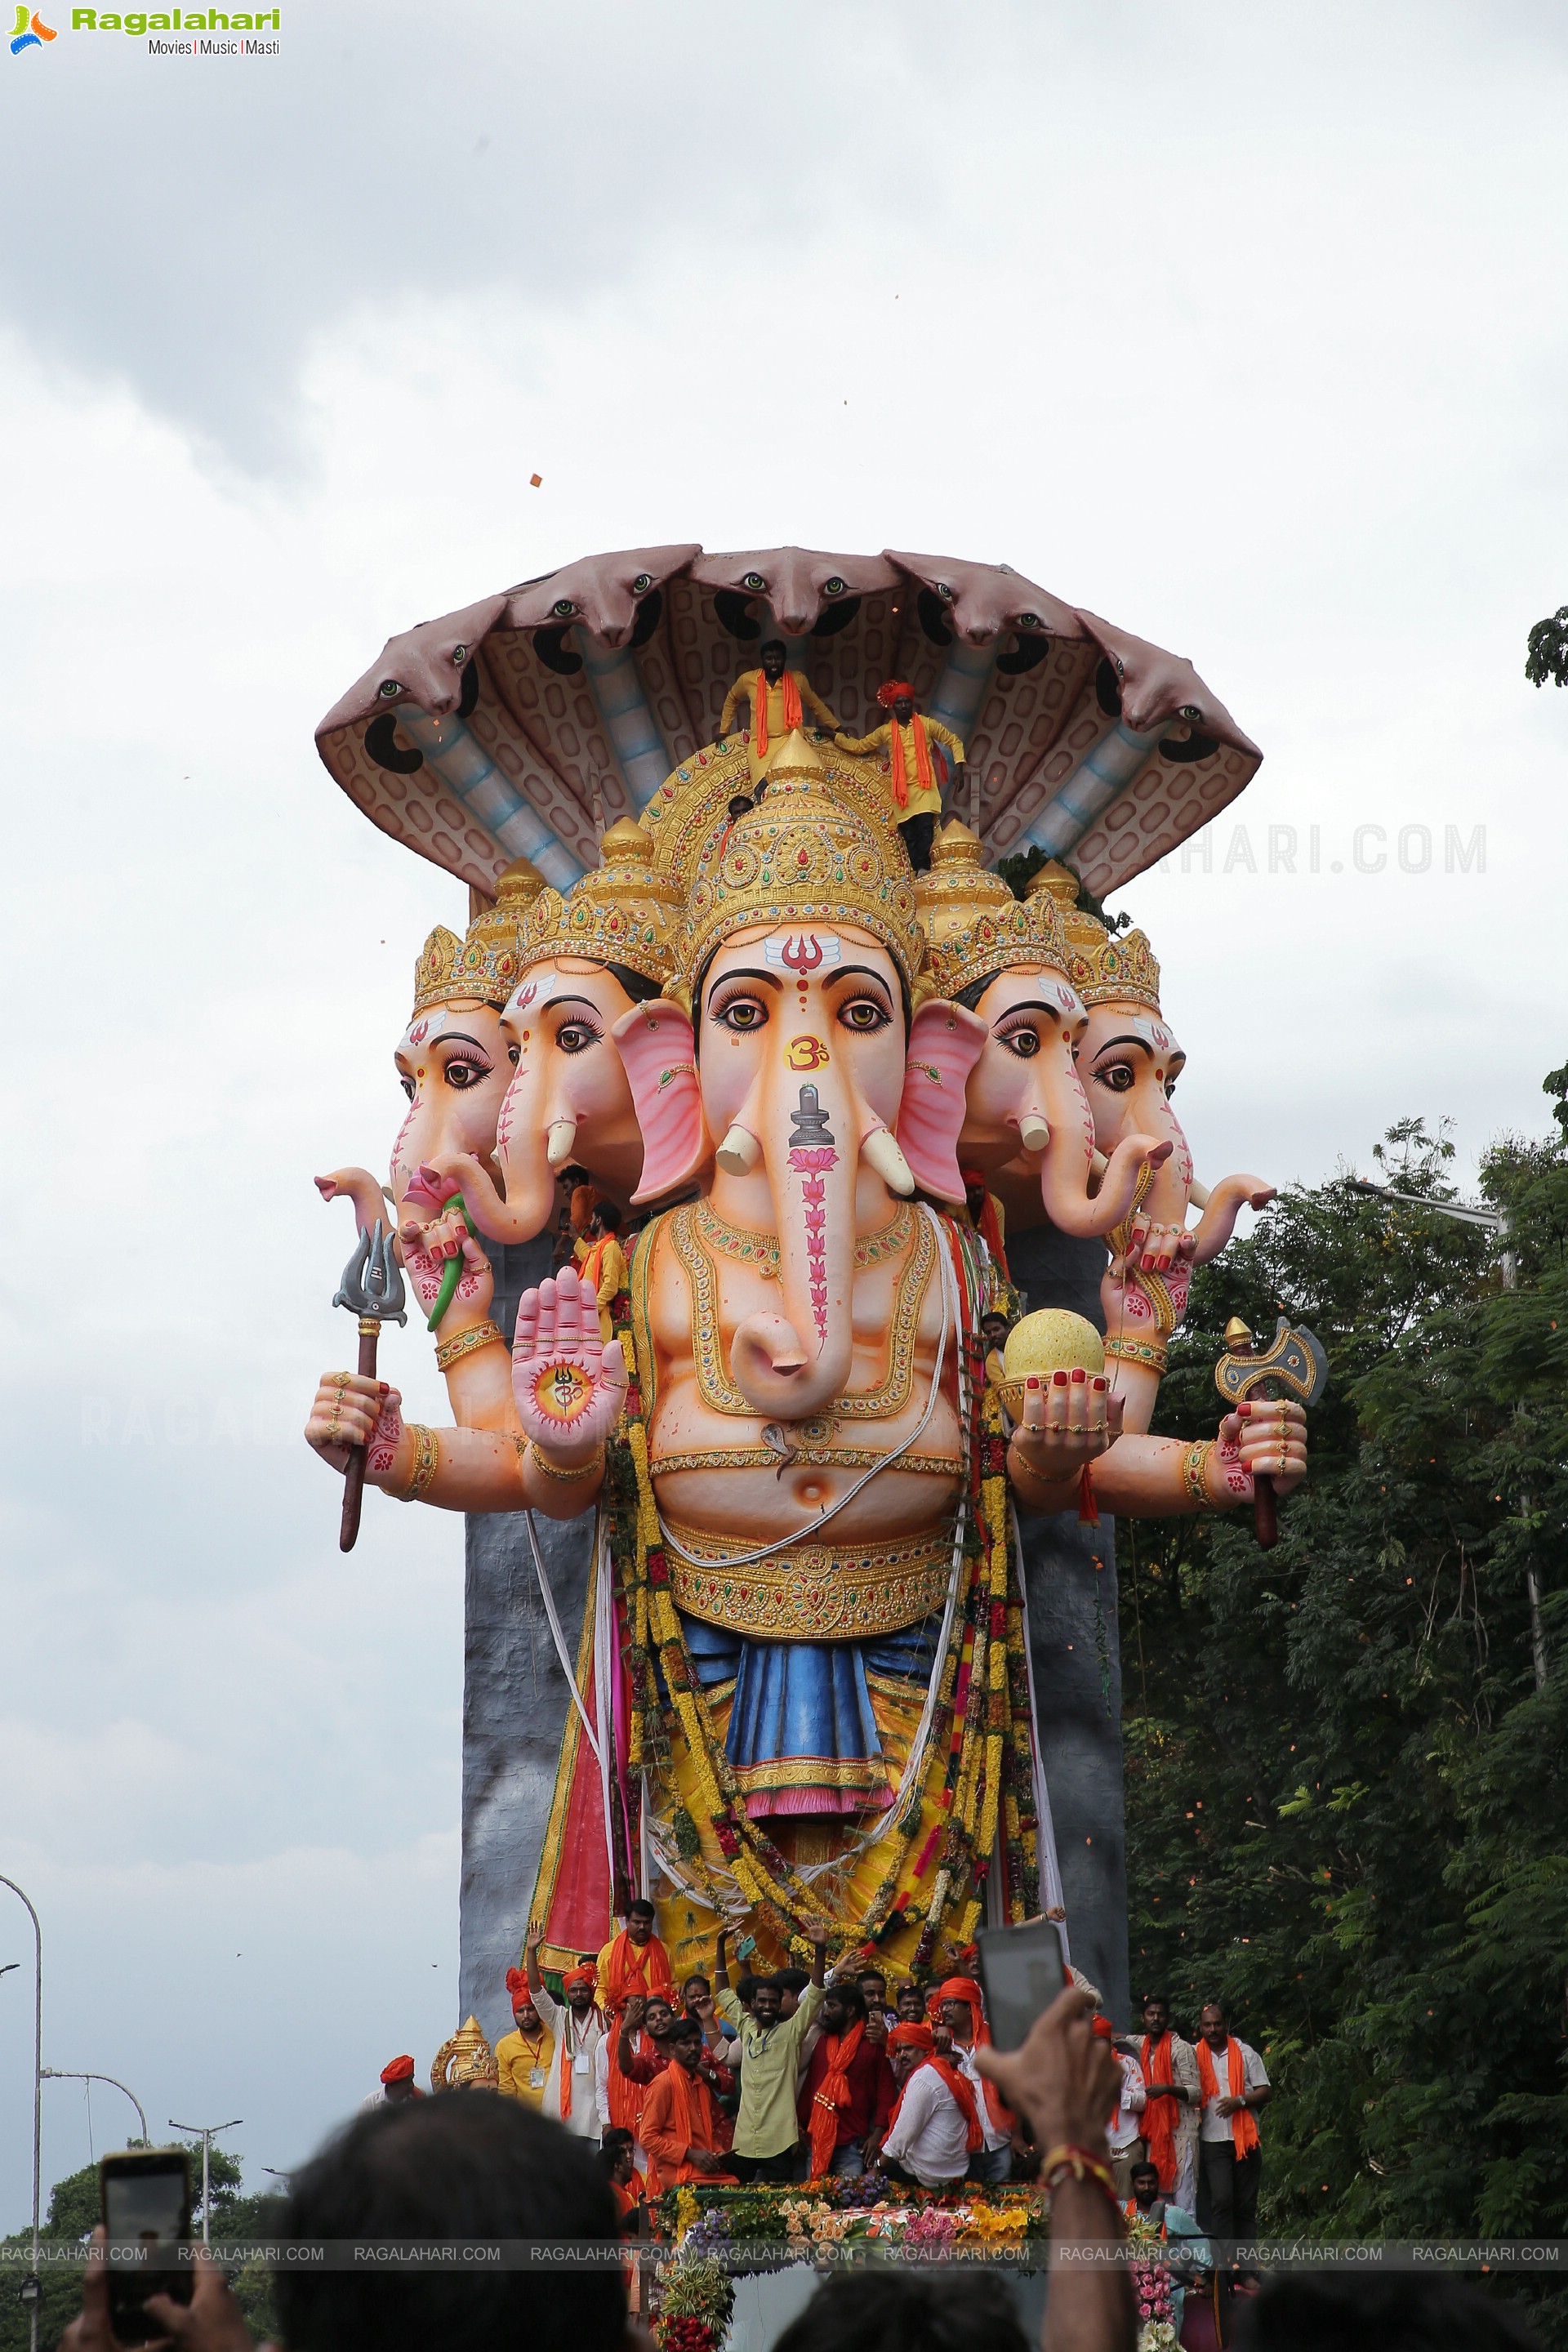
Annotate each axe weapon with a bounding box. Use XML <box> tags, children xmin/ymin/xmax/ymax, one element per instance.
<box><xmin>332</xmin><ymin>1222</ymin><xmax>408</xmax><ymax>1552</ymax></box>
<box><xmin>1214</xmin><ymin>1313</ymin><xmax>1327</xmax><ymax>1549</ymax></box>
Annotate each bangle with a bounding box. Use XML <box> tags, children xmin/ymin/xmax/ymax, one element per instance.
<box><xmin>1040</xmin><ymin>2144</ymin><xmax>1120</xmax><ymax>2203</ymax></box>
<box><xmin>528</xmin><ymin>1439</ymin><xmax>605</xmax><ymax>1484</ymax></box>
<box><xmin>1180</xmin><ymin>1439</ymin><xmax>1218</xmax><ymax>1510</ymax></box>
<box><xmin>1104</xmin><ymin>1334</ymin><xmax>1168</xmax><ymax>1375</ymax></box>
<box><xmin>395</xmin><ymin>1423</ymin><xmax>441</xmax><ymax>1502</ymax></box>
<box><xmin>434</xmin><ymin>1319</ymin><xmax>504</xmax><ymax>1374</ymax></box>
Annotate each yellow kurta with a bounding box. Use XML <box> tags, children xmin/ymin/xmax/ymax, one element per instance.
<box><xmin>835</xmin><ymin>715</ymin><xmax>964</xmax><ymax>820</ymax></box>
<box><xmin>718</xmin><ymin>668</ymin><xmax>843</xmax><ymax>784</ymax></box>
<box><xmin>580</xmin><ymin>1234</ymin><xmax>628</xmax><ymax>1341</ymax></box>
<box><xmin>495</xmin><ymin>2022</ymin><xmax>555</xmax><ymax>2108</ymax></box>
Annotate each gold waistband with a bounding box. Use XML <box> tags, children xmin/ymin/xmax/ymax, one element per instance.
<box><xmin>662</xmin><ymin>1515</ymin><xmax>955</xmax><ymax>1642</ymax></box>
<box><xmin>651</xmin><ymin>1446</ymin><xmax>964</xmax><ymax>1477</ymax></box>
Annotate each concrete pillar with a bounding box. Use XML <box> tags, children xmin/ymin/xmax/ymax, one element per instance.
<box><xmin>1007</xmin><ymin>1222</ymin><xmax>1129</xmax><ymax>2026</ymax></box>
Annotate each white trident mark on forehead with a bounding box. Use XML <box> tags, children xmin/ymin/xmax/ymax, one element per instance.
<box><xmin>1132</xmin><ymin>1017</ymin><xmax>1179</xmax><ymax>1058</ymax></box>
<box><xmin>401</xmin><ymin>1009</ymin><xmax>452</xmax><ymax>1054</ymax></box>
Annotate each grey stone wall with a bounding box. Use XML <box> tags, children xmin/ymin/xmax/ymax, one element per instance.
<box><xmin>457</xmin><ymin>1221</ymin><xmax>1130</xmax><ymax>2044</ymax></box>
<box><xmin>1008</xmin><ymin>1223</ymin><xmax>1129</xmax><ymax>2028</ymax></box>
<box><xmin>459</xmin><ymin>1236</ymin><xmax>595</xmax><ymax>2050</ymax></box>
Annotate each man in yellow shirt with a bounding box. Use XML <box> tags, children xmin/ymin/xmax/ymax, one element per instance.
<box><xmin>836</xmin><ymin>681</ymin><xmax>964</xmax><ymax>872</ymax></box>
<box><xmin>719</xmin><ymin>639</ymin><xmax>844</xmax><ymax>785</ymax></box>
<box><xmin>494</xmin><ymin>1964</ymin><xmax>555</xmax><ymax>2109</ymax></box>
<box><xmin>578</xmin><ymin>1203</ymin><xmax>628</xmax><ymax>1342</ymax></box>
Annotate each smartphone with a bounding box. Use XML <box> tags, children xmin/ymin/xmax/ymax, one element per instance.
<box><xmin>976</xmin><ymin>1918</ymin><xmax>1068</xmax><ymax>2052</ymax></box>
<box><xmin>100</xmin><ymin>2149</ymin><xmax>193</xmax><ymax>2346</ymax></box>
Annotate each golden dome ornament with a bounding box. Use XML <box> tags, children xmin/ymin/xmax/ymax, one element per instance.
<box><xmin>915</xmin><ymin>819</ymin><xmax>1069</xmax><ymax>1000</ymax></box>
<box><xmin>411</xmin><ymin>857</ymin><xmax>546</xmax><ymax>1015</ymax></box>
<box><xmin>1027</xmin><ymin>864</ymin><xmax>1161</xmax><ymax>1009</ymax></box>
<box><xmin>522</xmin><ymin>817</ymin><xmax>682</xmax><ymax>987</ymax></box>
<box><xmin>430</xmin><ymin>2015</ymin><xmax>500</xmax><ymax>2092</ymax></box>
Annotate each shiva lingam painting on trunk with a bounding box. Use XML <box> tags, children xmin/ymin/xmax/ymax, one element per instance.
<box><xmin>305</xmin><ymin>546</ymin><xmax>1311</xmax><ymax>1991</ymax></box>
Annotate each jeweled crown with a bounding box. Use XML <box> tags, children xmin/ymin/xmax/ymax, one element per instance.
<box><xmin>675</xmin><ymin>760</ymin><xmax>923</xmax><ymax>1005</ymax></box>
<box><xmin>523</xmin><ymin>817</ymin><xmax>681</xmax><ymax>987</ymax></box>
<box><xmin>1027</xmin><ymin>864</ymin><xmax>1161</xmax><ymax>1008</ymax></box>
<box><xmin>411</xmin><ymin>858</ymin><xmax>544</xmax><ymax>1013</ymax></box>
<box><xmin>915</xmin><ymin>820</ymin><xmax>1067</xmax><ymax>1000</ymax></box>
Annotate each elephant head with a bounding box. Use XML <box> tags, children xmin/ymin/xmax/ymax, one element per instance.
<box><xmin>316</xmin><ymin>861</ymin><xmax>542</xmax><ymax>1241</ymax></box>
<box><xmin>915</xmin><ymin>824</ymin><xmax>1167</xmax><ymax>1239</ymax></box>
<box><xmin>614</xmin><ymin>768</ymin><xmax>951</xmax><ymax>1418</ymax></box>
<box><xmin>416</xmin><ymin>820</ymin><xmax>684</xmax><ymax>1245</ymax></box>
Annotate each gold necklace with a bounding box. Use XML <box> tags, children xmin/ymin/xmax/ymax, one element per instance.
<box><xmin>693</xmin><ymin>1195</ymin><xmax>912</xmax><ymax>1278</ymax></box>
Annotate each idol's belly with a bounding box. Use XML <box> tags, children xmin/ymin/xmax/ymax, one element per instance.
<box><xmin>652</xmin><ymin>1459</ymin><xmax>965</xmax><ymax>1547</ymax></box>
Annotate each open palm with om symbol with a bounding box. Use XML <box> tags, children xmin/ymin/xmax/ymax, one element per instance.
<box><xmin>511</xmin><ymin>1266</ymin><xmax>628</xmax><ymax>1466</ymax></box>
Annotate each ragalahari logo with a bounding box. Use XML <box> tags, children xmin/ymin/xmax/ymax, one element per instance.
<box><xmin>10</xmin><ymin>5</ymin><xmax>56</xmax><ymax>49</ymax></box>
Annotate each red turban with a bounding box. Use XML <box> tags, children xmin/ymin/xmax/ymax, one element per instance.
<box><xmin>877</xmin><ymin>680</ymin><xmax>914</xmax><ymax>708</ymax></box>
<box><xmin>1092</xmin><ymin>2014</ymin><xmax>1116</xmax><ymax>2040</ymax></box>
<box><xmin>889</xmin><ymin>2021</ymin><xmax>935</xmax><ymax>2051</ymax></box>
<box><xmin>506</xmin><ymin>1967</ymin><xmax>529</xmax><ymax>2004</ymax></box>
<box><xmin>380</xmin><ymin>2055</ymin><xmax>415</xmax><ymax>2085</ymax></box>
<box><xmin>564</xmin><ymin>1963</ymin><xmax>598</xmax><ymax>1994</ymax></box>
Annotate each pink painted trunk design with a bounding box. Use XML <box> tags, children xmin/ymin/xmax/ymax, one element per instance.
<box><xmin>610</xmin><ymin>1003</ymin><xmax>710</xmax><ymax>1203</ymax></box>
<box><xmin>315</xmin><ymin>1166</ymin><xmax>389</xmax><ymax>1234</ymax></box>
<box><xmin>731</xmin><ymin>1078</ymin><xmax>860</xmax><ymax>1421</ymax></box>
<box><xmin>894</xmin><ymin>1001</ymin><xmax>987</xmax><ymax>1204</ymax></box>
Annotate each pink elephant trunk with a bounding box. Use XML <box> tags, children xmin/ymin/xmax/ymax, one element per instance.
<box><xmin>729</xmin><ymin>1083</ymin><xmax>860</xmax><ymax>1420</ymax></box>
<box><xmin>315</xmin><ymin>1168</ymin><xmax>391</xmax><ymax>1235</ymax></box>
<box><xmin>1048</xmin><ymin>1132</ymin><xmax>1170</xmax><ymax>1237</ymax></box>
<box><xmin>1192</xmin><ymin>1173</ymin><xmax>1275</xmax><ymax>1266</ymax></box>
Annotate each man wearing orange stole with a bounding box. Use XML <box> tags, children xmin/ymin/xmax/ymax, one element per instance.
<box><xmin>835</xmin><ymin>680</ymin><xmax>964</xmax><ymax>872</ymax></box>
<box><xmin>596</xmin><ymin>1900</ymin><xmax>676</xmax><ymax>2137</ymax></box>
<box><xmin>718</xmin><ymin>639</ymin><xmax>844</xmax><ymax>785</ymax></box>
<box><xmin>639</xmin><ymin>2017</ymin><xmax>737</xmax><ymax>2192</ymax></box>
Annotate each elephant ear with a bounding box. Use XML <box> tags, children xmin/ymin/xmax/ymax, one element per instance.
<box><xmin>610</xmin><ymin>1002</ymin><xmax>711</xmax><ymax>1203</ymax></box>
<box><xmin>896</xmin><ymin>1001</ymin><xmax>987</xmax><ymax>1205</ymax></box>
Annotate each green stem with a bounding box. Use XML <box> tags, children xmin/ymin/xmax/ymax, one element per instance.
<box><xmin>426</xmin><ymin>1195</ymin><xmax>478</xmax><ymax>1332</ymax></box>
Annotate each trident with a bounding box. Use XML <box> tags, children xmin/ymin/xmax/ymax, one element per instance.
<box><xmin>332</xmin><ymin>1223</ymin><xmax>407</xmax><ymax>1552</ymax></box>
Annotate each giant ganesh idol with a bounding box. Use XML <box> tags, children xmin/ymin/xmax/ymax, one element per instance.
<box><xmin>306</xmin><ymin>544</ymin><xmax>1309</xmax><ymax>2028</ymax></box>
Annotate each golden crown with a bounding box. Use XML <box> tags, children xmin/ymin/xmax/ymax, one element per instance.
<box><xmin>915</xmin><ymin>820</ymin><xmax>1067</xmax><ymax>1000</ymax></box>
<box><xmin>1027</xmin><ymin>865</ymin><xmax>1161</xmax><ymax>1008</ymax></box>
<box><xmin>674</xmin><ymin>766</ymin><xmax>923</xmax><ymax>1006</ymax></box>
<box><xmin>523</xmin><ymin>817</ymin><xmax>681</xmax><ymax>987</ymax></box>
<box><xmin>410</xmin><ymin>858</ymin><xmax>545</xmax><ymax>1014</ymax></box>
<box><xmin>430</xmin><ymin>2014</ymin><xmax>499</xmax><ymax>2093</ymax></box>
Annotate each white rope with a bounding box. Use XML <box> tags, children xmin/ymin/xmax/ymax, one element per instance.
<box><xmin>523</xmin><ymin>1509</ymin><xmax>601</xmax><ymax>1764</ymax></box>
<box><xmin>593</xmin><ymin>1515</ymin><xmax>618</xmax><ymax>1895</ymax></box>
<box><xmin>1013</xmin><ymin>1499</ymin><xmax>1069</xmax><ymax>1957</ymax></box>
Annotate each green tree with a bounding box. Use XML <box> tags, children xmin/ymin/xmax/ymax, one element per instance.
<box><xmin>1526</xmin><ymin>607</ymin><xmax>1568</xmax><ymax>688</ymax></box>
<box><xmin>1122</xmin><ymin>1097</ymin><xmax>1568</xmax><ymax>2341</ymax></box>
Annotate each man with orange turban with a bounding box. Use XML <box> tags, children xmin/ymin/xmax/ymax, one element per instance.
<box><xmin>595</xmin><ymin>1900</ymin><xmax>676</xmax><ymax>2138</ymax></box>
<box><xmin>875</xmin><ymin>2021</ymin><xmax>979</xmax><ymax>2189</ymax></box>
<box><xmin>719</xmin><ymin>639</ymin><xmax>844</xmax><ymax>785</ymax></box>
<box><xmin>523</xmin><ymin>1918</ymin><xmax>607</xmax><ymax>2140</ymax></box>
<box><xmin>835</xmin><ymin>684</ymin><xmax>964</xmax><ymax>872</ymax></box>
<box><xmin>495</xmin><ymin>1966</ymin><xmax>555</xmax><ymax>2111</ymax></box>
<box><xmin>938</xmin><ymin>1976</ymin><xmax>1017</xmax><ymax>2184</ymax></box>
<box><xmin>362</xmin><ymin>2053</ymin><xmax>425</xmax><ymax>2109</ymax></box>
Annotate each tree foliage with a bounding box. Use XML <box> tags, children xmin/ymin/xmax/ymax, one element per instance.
<box><xmin>1123</xmin><ymin>1094</ymin><xmax>1568</xmax><ymax>2338</ymax></box>
<box><xmin>1526</xmin><ymin>607</ymin><xmax>1568</xmax><ymax>688</ymax></box>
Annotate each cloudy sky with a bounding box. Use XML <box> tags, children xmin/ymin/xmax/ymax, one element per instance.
<box><xmin>2</xmin><ymin>0</ymin><xmax>1566</xmax><ymax>2224</ymax></box>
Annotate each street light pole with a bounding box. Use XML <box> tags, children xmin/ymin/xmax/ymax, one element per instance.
<box><xmin>1349</xmin><ymin>1178</ymin><xmax>1546</xmax><ymax>1688</ymax></box>
<box><xmin>0</xmin><ymin>1878</ymin><xmax>43</xmax><ymax>2352</ymax></box>
<box><xmin>42</xmin><ymin>2069</ymin><xmax>149</xmax><ymax>2147</ymax></box>
<box><xmin>168</xmin><ymin>2118</ymin><xmax>242</xmax><ymax>2244</ymax></box>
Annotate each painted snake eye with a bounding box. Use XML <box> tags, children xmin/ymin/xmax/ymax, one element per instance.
<box><xmin>1179</xmin><ymin>703</ymin><xmax>1202</xmax><ymax>721</ymax></box>
<box><xmin>552</xmin><ymin>599</ymin><xmax>577</xmax><ymax>618</ymax></box>
<box><xmin>631</xmin><ymin>573</ymin><xmax>653</xmax><ymax>595</ymax></box>
<box><xmin>377</xmin><ymin>679</ymin><xmax>401</xmax><ymax>698</ymax></box>
<box><xmin>1016</xmin><ymin>612</ymin><xmax>1041</xmax><ymax>630</ymax></box>
<box><xmin>822</xmin><ymin>577</ymin><xmax>847</xmax><ymax>597</ymax></box>
<box><xmin>934</xmin><ymin>581</ymin><xmax>954</xmax><ymax>601</ymax></box>
<box><xmin>742</xmin><ymin>572</ymin><xmax>766</xmax><ymax>593</ymax></box>
<box><xmin>452</xmin><ymin>643</ymin><xmax>467</xmax><ymax>665</ymax></box>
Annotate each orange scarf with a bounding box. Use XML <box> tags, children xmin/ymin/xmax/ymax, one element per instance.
<box><xmin>1196</xmin><ymin>2037</ymin><xmax>1260</xmax><ymax>2157</ymax></box>
<box><xmin>646</xmin><ymin>2063</ymin><xmax>730</xmax><ymax>2192</ymax></box>
<box><xmin>580</xmin><ymin>1234</ymin><xmax>615</xmax><ymax>1294</ymax></box>
<box><xmin>555</xmin><ymin>1995</ymin><xmax>599</xmax><ymax>2123</ymax></box>
<box><xmin>612</xmin><ymin>2169</ymin><xmax>645</xmax><ymax>2219</ymax></box>
<box><xmin>887</xmin><ymin>713</ymin><xmax>934</xmax><ymax>811</ymax></box>
<box><xmin>808</xmin><ymin>2020</ymin><xmax>865</xmax><ymax>2177</ymax></box>
<box><xmin>606</xmin><ymin>2028</ymin><xmax>666</xmax><ymax>2133</ymax></box>
<box><xmin>754</xmin><ymin>668</ymin><xmax>802</xmax><ymax>759</ymax></box>
<box><xmin>601</xmin><ymin>1929</ymin><xmax>675</xmax><ymax>2013</ymax></box>
<box><xmin>887</xmin><ymin>2055</ymin><xmax>983</xmax><ymax>2154</ymax></box>
<box><xmin>1141</xmin><ymin>2032</ymin><xmax>1180</xmax><ymax>2191</ymax></box>
<box><xmin>939</xmin><ymin>1976</ymin><xmax>1013</xmax><ymax>2134</ymax></box>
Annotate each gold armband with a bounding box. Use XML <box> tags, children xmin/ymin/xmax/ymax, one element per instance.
<box><xmin>434</xmin><ymin>1319</ymin><xmax>505</xmax><ymax>1374</ymax></box>
<box><xmin>1179</xmin><ymin>1438</ymin><xmax>1219</xmax><ymax>1511</ymax></box>
<box><xmin>1104</xmin><ymin>1334</ymin><xmax>1169</xmax><ymax>1375</ymax></box>
<box><xmin>395</xmin><ymin>1423</ymin><xmax>441</xmax><ymax>1502</ymax></box>
<box><xmin>528</xmin><ymin>1440</ymin><xmax>606</xmax><ymax>1484</ymax></box>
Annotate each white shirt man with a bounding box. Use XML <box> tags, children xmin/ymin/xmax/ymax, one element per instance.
<box><xmin>1198</xmin><ymin>2037</ymin><xmax>1268</xmax><ymax>2140</ymax></box>
<box><xmin>531</xmin><ymin>1976</ymin><xmax>607</xmax><ymax>2139</ymax></box>
<box><xmin>880</xmin><ymin>2060</ymin><xmax>973</xmax><ymax>2189</ymax></box>
<box><xmin>1108</xmin><ymin>2047</ymin><xmax>1149</xmax><ymax>2193</ymax></box>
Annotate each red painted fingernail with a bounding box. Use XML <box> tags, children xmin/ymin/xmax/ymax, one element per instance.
<box><xmin>1052</xmin><ymin>1370</ymin><xmax>1069</xmax><ymax>1387</ymax></box>
<box><xmin>1027</xmin><ymin>1376</ymin><xmax>1041</xmax><ymax>1389</ymax></box>
<box><xmin>1071</xmin><ymin>1367</ymin><xmax>1086</xmax><ymax>1384</ymax></box>
<box><xmin>1092</xmin><ymin>1376</ymin><xmax>1107</xmax><ymax>1392</ymax></box>
<box><xmin>379</xmin><ymin>1383</ymin><xmax>389</xmax><ymax>1396</ymax></box>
